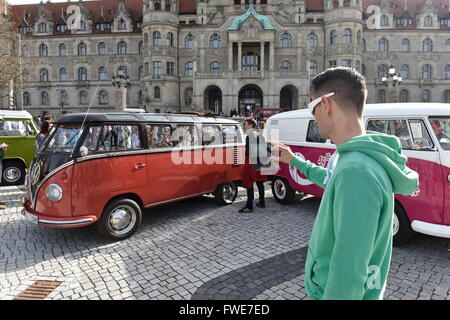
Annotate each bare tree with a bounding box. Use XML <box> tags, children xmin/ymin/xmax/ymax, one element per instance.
<box><xmin>0</xmin><ymin>9</ymin><xmax>26</xmax><ymax>106</ymax></box>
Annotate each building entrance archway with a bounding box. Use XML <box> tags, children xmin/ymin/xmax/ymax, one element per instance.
<box><xmin>280</xmin><ymin>85</ymin><xmax>299</xmax><ymax>111</ymax></box>
<box><xmin>238</xmin><ymin>84</ymin><xmax>263</xmax><ymax>116</ymax></box>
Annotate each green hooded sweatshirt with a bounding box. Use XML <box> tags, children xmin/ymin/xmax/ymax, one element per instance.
<box><xmin>290</xmin><ymin>132</ymin><xmax>419</xmax><ymax>300</ymax></box>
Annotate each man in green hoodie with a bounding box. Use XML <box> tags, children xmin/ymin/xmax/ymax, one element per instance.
<box><xmin>273</xmin><ymin>67</ymin><xmax>419</xmax><ymax>300</ymax></box>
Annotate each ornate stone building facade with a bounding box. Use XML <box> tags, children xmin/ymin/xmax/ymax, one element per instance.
<box><xmin>1</xmin><ymin>0</ymin><xmax>449</xmax><ymax>117</ymax></box>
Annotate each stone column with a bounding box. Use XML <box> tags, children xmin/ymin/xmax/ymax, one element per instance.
<box><xmin>228</xmin><ymin>42</ymin><xmax>233</xmax><ymax>71</ymax></box>
<box><xmin>269</xmin><ymin>40</ymin><xmax>274</xmax><ymax>71</ymax></box>
<box><xmin>238</xmin><ymin>41</ymin><xmax>242</xmax><ymax>72</ymax></box>
<box><xmin>260</xmin><ymin>41</ymin><xmax>265</xmax><ymax>77</ymax></box>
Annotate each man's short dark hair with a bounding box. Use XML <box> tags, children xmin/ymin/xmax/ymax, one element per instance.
<box><xmin>311</xmin><ymin>67</ymin><xmax>367</xmax><ymax>117</ymax></box>
<box><xmin>245</xmin><ymin>119</ymin><xmax>257</xmax><ymax>128</ymax></box>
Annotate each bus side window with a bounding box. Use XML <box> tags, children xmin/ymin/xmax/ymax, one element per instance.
<box><xmin>202</xmin><ymin>125</ymin><xmax>223</xmax><ymax>146</ymax></box>
<box><xmin>81</xmin><ymin>125</ymin><xmax>103</xmax><ymax>154</ymax></box>
<box><xmin>98</xmin><ymin>125</ymin><xmax>141</xmax><ymax>151</ymax></box>
<box><xmin>306</xmin><ymin>120</ymin><xmax>326</xmax><ymax>143</ymax></box>
<box><xmin>408</xmin><ymin>119</ymin><xmax>434</xmax><ymax>151</ymax></box>
<box><xmin>173</xmin><ymin>125</ymin><xmax>195</xmax><ymax>147</ymax></box>
<box><xmin>222</xmin><ymin>125</ymin><xmax>240</xmax><ymax>144</ymax></box>
<box><xmin>367</xmin><ymin>119</ymin><xmax>388</xmax><ymax>134</ymax></box>
<box><xmin>146</xmin><ymin>124</ymin><xmax>173</xmax><ymax>149</ymax></box>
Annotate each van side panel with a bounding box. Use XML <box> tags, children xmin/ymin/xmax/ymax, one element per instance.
<box><xmin>440</xmin><ymin>151</ymin><xmax>450</xmax><ymax>225</ymax></box>
<box><xmin>279</xmin><ymin>145</ymin><xmax>335</xmax><ymax>197</ymax></box>
<box><xmin>398</xmin><ymin>152</ymin><xmax>444</xmax><ymax>225</ymax></box>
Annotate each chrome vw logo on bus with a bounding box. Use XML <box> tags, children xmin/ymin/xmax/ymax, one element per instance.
<box><xmin>30</xmin><ymin>162</ymin><xmax>41</xmax><ymax>185</ymax></box>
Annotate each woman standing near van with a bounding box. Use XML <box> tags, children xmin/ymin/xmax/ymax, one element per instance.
<box><xmin>36</xmin><ymin>121</ymin><xmax>51</xmax><ymax>148</ymax></box>
<box><xmin>239</xmin><ymin>119</ymin><xmax>267</xmax><ymax>213</ymax></box>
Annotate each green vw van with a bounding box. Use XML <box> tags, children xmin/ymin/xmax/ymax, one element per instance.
<box><xmin>0</xmin><ymin>110</ymin><xmax>38</xmax><ymax>185</ymax></box>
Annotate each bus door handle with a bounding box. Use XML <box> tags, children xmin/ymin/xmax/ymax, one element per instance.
<box><xmin>135</xmin><ymin>163</ymin><xmax>146</xmax><ymax>169</ymax></box>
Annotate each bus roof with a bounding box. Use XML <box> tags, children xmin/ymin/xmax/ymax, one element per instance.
<box><xmin>0</xmin><ymin>110</ymin><xmax>33</xmax><ymax>120</ymax></box>
<box><xmin>268</xmin><ymin>103</ymin><xmax>450</xmax><ymax>120</ymax></box>
<box><xmin>56</xmin><ymin>112</ymin><xmax>241</xmax><ymax>125</ymax></box>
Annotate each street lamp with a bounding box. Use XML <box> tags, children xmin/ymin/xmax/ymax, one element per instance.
<box><xmin>112</xmin><ymin>67</ymin><xmax>130</xmax><ymax>111</ymax></box>
<box><xmin>381</xmin><ymin>64</ymin><xmax>402</xmax><ymax>103</ymax></box>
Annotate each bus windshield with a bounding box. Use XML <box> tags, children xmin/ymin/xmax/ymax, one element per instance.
<box><xmin>44</xmin><ymin>124</ymin><xmax>83</xmax><ymax>153</ymax></box>
<box><xmin>429</xmin><ymin>118</ymin><xmax>450</xmax><ymax>150</ymax></box>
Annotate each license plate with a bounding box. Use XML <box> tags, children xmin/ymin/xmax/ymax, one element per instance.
<box><xmin>23</xmin><ymin>211</ymin><xmax>38</xmax><ymax>225</ymax></box>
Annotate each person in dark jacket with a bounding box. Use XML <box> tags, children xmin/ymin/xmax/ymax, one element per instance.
<box><xmin>239</xmin><ymin>119</ymin><xmax>267</xmax><ymax>213</ymax></box>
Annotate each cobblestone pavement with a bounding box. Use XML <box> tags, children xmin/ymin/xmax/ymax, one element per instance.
<box><xmin>0</xmin><ymin>185</ymin><xmax>448</xmax><ymax>300</ymax></box>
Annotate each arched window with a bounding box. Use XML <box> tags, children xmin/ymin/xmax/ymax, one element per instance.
<box><xmin>153</xmin><ymin>31</ymin><xmax>161</xmax><ymax>46</ymax></box>
<box><xmin>309</xmin><ymin>60</ymin><xmax>318</xmax><ymax>76</ymax></box>
<box><xmin>308</xmin><ymin>33</ymin><xmax>318</xmax><ymax>47</ymax></box>
<box><xmin>422</xmin><ymin>64</ymin><xmax>432</xmax><ymax>79</ymax></box>
<box><xmin>118</xmin><ymin>18</ymin><xmax>127</xmax><ymax>30</ymax></box>
<box><xmin>400</xmin><ymin>65</ymin><xmax>409</xmax><ymax>79</ymax></box>
<box><xmin>330</xmin><ymin>30</ymin><xmax>337</xmax><ymax>45</ymax></box>
<box><xmin>280</xmin><ymin>33</ymin><xmax>292</xmax><ymax>47</ymax></box>
<box><xmin>343</xmin><ymin>0</ymin><xmax>350</xmax><ymax>7</ymax></box>
<box><xmin>209</xmin><ymin>33</ymin><xmax>221</xmax><ymax>48</ymax></box>
<box><xmin>446</xmin><ymin>39</ymin><xmax>450</xmax><ymax>52</ymax></box>
<box><xmin>424</xmin><ymin>15</ymin><xmax>432</xmax><ymax>27</ymax></box>
<box><xmin>39</xmin><ymin>68</ymin><xmax>49</xmax><ymax>82</ymax></box>
<box><xmin>280</xmin><ymin>60</ymin><xmax>291</xmax><ymax>72</ymax></box>
<box><xmin>379</xmin><ymin>38</ymin><xmax>389</xmax><ymax>52</ymax></box>
<box><xmin>380</xmin><ymin>15</ymin><xmax>389</xmax><ymax>26</ymax></box>
<box><xmin>362</xmin><ymin>39</ymin><xmax>366</xmax><ymax>52</ymax></box>
<box><xmin>79</xmin><ymin>90</ymin><xmax>88</xmax><ymax>105</ymax></box>
<box><xmin>401</xmin><ymin>38</ymin><xmax>410</xmax><ymax>52</ymax></box>
<box><xmin>154</xmin><ymin>1</ymin><xmax>161</xmax><ymax>10</ymax></box>
<box><xmin>423</xmin><ymin>39</ymin><xmax>433</xmax><ymax>52</ymax></box>
<box><xmin>41</xmin><ymin>91</ymin><xmax>49</xmax><ymax>105</ymax></box>
<box><xmin>165</xmin><ymin>3</ymin><xmax>171</xmax><ymax>11</ymax></box>
<box><xmin>167</xmin><ymin>32</ymin><xmax>174</xmax><ymax>46</ymax></box>
<box><xmin>39</xmin><ymin>44</ymin><xmax>48</xmax><ymax>57</ymax></box>
<box><xmin>344</xmin><ymin>29</ymin><xmax>352</xmax><ymax>43</ymax></box>
<box><xmin>58</xmin><ymin>43</ymin><xmax>67</xmax><ymax>56</ymax></box>
<box><xmin>154</xmin><ymin>86</ymin><xmax>161</xmax><ymax>99</ymax></box>
<box><xmin>144</xmin><ymin>33</ymin><xmax>149</xmax><ymax>47</ymax></box>
<box><xmin>59</xmin><ymin>67</ymin><xmax>68</xmax><ymax>81</ymax></box>
<box><xmin>23</xmin><ymin>92</ymin><xmax>31</xmax><ymax>106</ymax></box>
<box><xmin>185</xmin><ymin>61</ymin><xmax>194</xmax><ymax>76</ymax></box>
<box><xmin>98</xmin><ymin>42</ymin><xmax>107</xmax><ymax>55</ymax></box>
<box><xmin>378</xmin><ymin>64</ymin><xmax>387</xmax><ymax>78</ymax></box>
<box><xmin>99</xmin><ymin>90</ymin><xmax>108</xmax><ymax>104</ymax></box>
<box><xmin>421</xmin><ymin>89</ymin><xmax>431</xmax><ymax>102</ymax></box>
<box><xmin>185</xmin><ymin>34</ymin><xmax>194</xmax><ymax>48</ymax></box>
<box><xmin>210</xmin><ymin>61</ymin><xmax>222</xmax><ymax>74</ymax></box>
<box><xmin>99</xmin><ymin>67</ymin><xmax>107</xmax><ymax>80</ymax></box>
<box><xmin>78</xmin><ymin>42</ymin><xmax>87</xmax><ymax>56</ymax></box>
<box><xmin>399</xmin><ymin>90</ymin><xmax>409</xmax><ymax>103</ymax></box>
<box><xmin>445</xmin><ymin>65</ymin><xmax>450</xmax><ymax>79</ymax></box>
<box><xmin>139</xmin><ymin>41</ymin><xmax>144</xmax><ymax>54</ymax></box>
<box><xmin>38</xmin><ymin>23</ymin><xmax>47</xmax><ymax>33</ymax></box>
<box><xmin>333</xmin><ymin>0</ymin><xmax>339</xmax><ymax>9</ymax></box>
<box><xmin>78</xmin><ymin>67</ymin><xmax>88</xmax><ymax>81</ymax></box>
<box><xmin>117</xmin><ymin>41</ymin><xmax>127</xmax><ymax>54</ymax></box>
<box><xmin>185</xmin><ymin>88</ymin><xmax>193</xmax><ymax>107</ymax></box>
<box><xmin>378</xmin><ymin>89</ymin><xmax>386</xmax><ymax>103</ymax></box>
<box><xmin>139</xmin><ymin>66</ymin><xmax>144</xmax><ymax>79</ymax></box>
<box><xmin>444</xmin><ymin>90</ymin><xmax>450</xmax><ymax>103</ymax></box>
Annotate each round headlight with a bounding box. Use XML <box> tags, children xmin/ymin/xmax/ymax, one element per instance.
<box><xmin>45</xmin><ymin>184</ymin><xmax>63</xmax><ymax>202</ymax></box>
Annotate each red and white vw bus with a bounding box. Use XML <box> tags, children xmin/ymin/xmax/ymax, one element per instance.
<box><xmin>22</xmin><ymin>112</ymin><xmax>245</xmax><ymax>240</ymax></box>
<box><xmin>266</xmin><ymin>103</ymin><xmax>450</xmax><ymax>245</ymax></box>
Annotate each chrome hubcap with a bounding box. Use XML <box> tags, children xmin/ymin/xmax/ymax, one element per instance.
<box><xmin>275</xmin><ymin>180</ymin><xmax>286</xmax><ymax>199</ymax></box>
<box><xmin>4</xmin><ymin>167</ymin><xmax>20</xmax><ymax>182</ymax></box>
<box><xmin>109</xmin><ymin>206</ymin><xmax>136</xmax><ymax>235</ymax></box>
<box><xmin>222</xmin><ymin>183</ymin><xmax>236</xmax><ymax>201</ymax></box>
<box><xmin>393</xmin><ymin>213</ymin><xmax>400</xmax><ymax>236</ymax></box>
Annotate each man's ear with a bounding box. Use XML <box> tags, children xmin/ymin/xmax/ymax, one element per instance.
<box><xmin>322</xmin><ymin>96</ymin><xmax>333</xmax><ymax>115</ymax></box>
